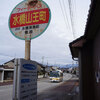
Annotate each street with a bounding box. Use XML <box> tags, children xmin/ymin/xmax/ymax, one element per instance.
<box><xmin>0</xmin><ymin>73</ymin><xmax>79</xmax><ymax>100</ymax></box>
<box><xmin>0</xmin><ymin>85</ymin><xmax>13</xmax><ymax>100</ymax></box>
<box><xmin>37</xmin><ymin>73</ymin><xmax>72</xmax><ymax>93</ymax></box>
<box><xmin>37</xmin><ymin>73</ymin><xmax>79</xmax><ymax>100</ymax></box>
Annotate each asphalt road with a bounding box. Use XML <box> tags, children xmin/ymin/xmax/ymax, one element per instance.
<box><xmin>37</xmin><ymin>73</ymin><xmax>72</xmax><ymax>93</ymax></box>
<box><xmin>0</xmin><ymin>73</ymin><xmax>79</xmax><ymax>100</ymax></box>
<box><xmin>37</xmin><ymin>73</ymin><xmax>79</xmax><ymax>100</ymax></box>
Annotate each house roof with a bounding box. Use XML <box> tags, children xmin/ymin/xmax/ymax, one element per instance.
<box><xmin>69</xmin><ymin>0</ymin><xmax>100</xmax><ymax>58</ymax></box>
<box><xmin>69</xmin><ymin>36</ymin><xmax>86</xmax><ymax>58</ymax></box>
<box><xmin>84</xmin><ymin>0</ymin><xmax>100</xmax><ymax>39</ymax></box>
<box><xmin>4</xmin><ymin>59</ymin><xmax>15</xmax><ymax>65</ymax></box>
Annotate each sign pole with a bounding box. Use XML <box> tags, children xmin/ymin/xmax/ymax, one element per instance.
<box><xmin>9</xmin><ymin>0</ymin><xmax>51</xmax><ymax>100</ymax></box>
<box><xmin>25</xmin><ymin>39</ymin><xmax>31</xmax><ymax>60</ymax></box>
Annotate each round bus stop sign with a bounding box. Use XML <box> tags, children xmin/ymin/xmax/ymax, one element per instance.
<box><xmin>9</xmin><ymin>0</ymin><xmax>51</xmax><ymax>40</ymax></box>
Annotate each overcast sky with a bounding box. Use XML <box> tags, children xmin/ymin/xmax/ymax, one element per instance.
<box><xmin>0</xmin><ymin>0</ymin><xmax>90</xmax><ymax>66</ymax></box>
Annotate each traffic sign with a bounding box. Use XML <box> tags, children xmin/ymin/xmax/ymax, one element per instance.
<box><xmin>9</xmin><ymin>0</ymin><xmax>51</xmax><ymax>40</ymax></box>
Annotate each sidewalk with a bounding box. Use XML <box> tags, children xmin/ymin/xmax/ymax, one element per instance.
<box><xmin>0</xmin><ymin>81</ymin><xmax>13</xmax><ymax>86</ymax></box>
<box><xmin>67</xmin><ymin>77</ymin><xmax>79</xmax><ymax>100</ymax></box>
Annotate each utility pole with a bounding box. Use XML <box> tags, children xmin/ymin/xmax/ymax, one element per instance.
<box><xmin>42</xmin><ymin>56</ymin><xmax>44</xmax><ymax>65</ymax></box>
<box><xmin>46</xmin><ymin>60</ymin><xmax>49</xmax><ymax>77</ymax></box>
<box><xmin>47</xmin><ymin>60</ymin><xmax>48</xmax><ymax>66</ymax></box>
<box><xmin>42</xmin><ymin>56</ymin><xmax>45</xmax><ymax>78</ymax></box>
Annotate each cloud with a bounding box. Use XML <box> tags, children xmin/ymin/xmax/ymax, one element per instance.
<box><xmin>0</xmin><ymin>0</ymin><xmax>90</xmax><ymax>65</ymax></box>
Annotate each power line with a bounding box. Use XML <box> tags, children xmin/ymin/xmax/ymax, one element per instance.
<box><xmin>68</xmin><ymin>0</ymin><xmax>76</xmax><ymax>38</ymax></box>
<box><xmin>72</xmin><ymin>0</ymin><xmax>77</xmax><ymax>35</ymax></box>
<box><xmin>68</xmin><ymin>0</ymin><xmax>74</xmax><ymax>37</ymax></box>
<box><xmin>62</xmin><ymin>0</ymin><xmax>71</xmax><ymax>31</ymax></box>
<box><xmin>58</xmin><ymin>0</ymin><xmax>69</xmax><ymax>31</ymax></box>
<box><xmin>59</xmin><ymin>0</ymin><xmax>76</xmax><ymax>39</ymax></box>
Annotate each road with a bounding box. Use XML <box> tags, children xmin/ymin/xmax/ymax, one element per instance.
<box><xmin>37</xmin><ymin>73</ymin><xmax>79</xmax><ymax>100</ymax></box>
<box><xmin>37</xmin><ymin>73</ymin><xmax>72</xmax><ymax>93</ymax></box>
<box><xmin>0</xmin><ymin>73</ymin><xmax>79</xmax><ymax>100</ymax></box>
<box><xmin>0</xmin><ymin>85</ymin><xmax>13</xmax><ymax>100</ymax></box>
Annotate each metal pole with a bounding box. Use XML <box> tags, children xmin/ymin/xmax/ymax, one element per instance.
<box><xmin>13</xmin><ymin>59</ymin><xmax>18</xmax><ymax>100</ymax></box>
<box><xmin>25</xmin><ymin>39</ymin><xmax>31</xmax><ymax>60</ymax></box>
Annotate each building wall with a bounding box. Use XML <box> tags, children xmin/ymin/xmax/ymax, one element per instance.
<box><xmin>79</xmin><ymin>41</ymin><xmax>95</xmax><ymax>100</ymax></box>
<box><xmin>4</xmin><ymin>62</ymin><xmax>14</xmax><ymax>68</ymax></box>
<box><xmin>0</xmin><ymin>71</ymin><xmax>3</xmax><ymax>82</ymax></box>
<box><xmin>93</xmin><ymin>31</ymin><xmax>100</xmax><ymax>100</ymax></box>
<box><xmin>37</xmin><ymin>65</ymin><xmax>42</xmax><ymax>72</ymax></box>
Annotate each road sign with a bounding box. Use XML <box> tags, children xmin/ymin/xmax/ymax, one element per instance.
<box><xmin>9</xmin><ymin>0</ymin><xmax>51</xmax><ymax>40</ymax></box>
<box><xmin>13</xmin><ymin>59</ymin><xmax>37</xmax><ymax>100</ymax></box>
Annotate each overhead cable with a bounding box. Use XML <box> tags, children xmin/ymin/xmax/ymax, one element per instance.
<box><xmin>62</xmin><ymin>0</ymin><xmax>71</xmax><ymax>31</ymax></box>
<box><xmin>59</xmin><ymin>0</ymin><xmax>69</xmax><ymax>31</ymax></box>
<box><xmin>68</xmin><ymin>0</ymin><xmax>76</xmax><ymax>38</ymax></box>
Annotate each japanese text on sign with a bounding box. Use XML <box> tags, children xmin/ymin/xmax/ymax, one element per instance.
<box><xmin>10</xmin><ymin>8</ymin><xmax>49</xmax><ymax>28</ymax></box>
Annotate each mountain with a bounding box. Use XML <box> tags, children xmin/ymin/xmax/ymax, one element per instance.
<box><xmin>50</xmin><ymin>64</ymin><xmax>78</xmax><ymax>68</ymax></box>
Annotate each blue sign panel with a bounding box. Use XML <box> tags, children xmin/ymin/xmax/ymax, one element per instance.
<box><xmin>21</xmin><ymin>79</ymin><xmax>30</xmax><ymax>83</ymax></box>
<box><xmin>23</xmin><ymin>64</ymin><xmax>36</xmax><ymax>70</ymax></box>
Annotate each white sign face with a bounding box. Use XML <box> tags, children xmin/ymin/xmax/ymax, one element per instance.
<box><xmin>9</xmin><ymin>0</ymin><xmax>51</xmax><ymax>40</ymax></box>
<box><xmin>13</xmin><ymin>59</ymin><xmax>37</xmax><ymax>100</ymax></box>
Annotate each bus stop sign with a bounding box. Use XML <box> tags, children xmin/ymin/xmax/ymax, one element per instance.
<box><xmin>9</xmin><ymin>0</ymin><xmax>51</xmax><ymax>40</ymax></box>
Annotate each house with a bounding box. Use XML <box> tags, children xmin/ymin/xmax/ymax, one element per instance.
<box><xmin>69</xmin><ymin>0</ymin><xmax>100</xmax><ymax>100</ymax></box>
<box><xmin>0</xmin><ymin>65</ymin><xmax>14</xmax><ymax>82</ymax></box>
<box><xmin>0</xmin><ymin>59</ymin><xmax>14</xmax><ymax>82</ymax></box>
<box><xmin>0</xmin><ymin>58</ymin><xmax>50</xmax><ymax>82</ymax></box>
